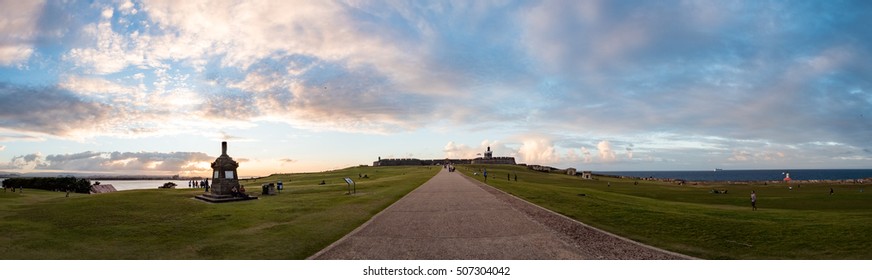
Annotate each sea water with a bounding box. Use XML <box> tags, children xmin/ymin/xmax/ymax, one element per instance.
<box><xmin>595</xmin><ymin>169</ymin><xmax>872</xmax><ymax>181</ymax></box>
<box><xmin>96</xmin><ymin>180</ymin><xmax>198</xmax><ymax>191</ymax></box>
<box><xmin>0</xmin><ymin>179</ymin><xmax>210</xmax><ymax>191</ymax></box>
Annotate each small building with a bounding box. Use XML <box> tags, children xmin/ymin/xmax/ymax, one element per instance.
<box><xmin>581</xmin><ymin>171</ymin><xmax>593</xmax><ymax>180</ymax></box>
<box><xmin>90</xmin><ymin>184</ymin><xmax>117</xmax><ymax>194</ymax></box>
<box><xmin>566</xmin><ymin>168</ymin><xmax>577</xmax><ymax>176</ymax></box>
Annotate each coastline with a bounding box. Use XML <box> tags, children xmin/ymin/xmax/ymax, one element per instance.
<box><xmin>593</xmin><ymin>169</ymin><xmax>872</xmax><ymax>185</ymax></box>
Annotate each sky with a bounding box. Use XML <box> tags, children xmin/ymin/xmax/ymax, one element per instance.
<box><xmin>0</xmin><ymin>0</ymin><xmax>870</xmax><ymax>177</ymax></box>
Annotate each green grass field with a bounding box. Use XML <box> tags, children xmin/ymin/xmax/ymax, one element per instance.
<box><xmin>3</xmin><ymin>163</ymin><xmax>869</xmax><ymax>259</ymax></box>
<box><xmin>459</xmin><ymin>164</ymin><xmax>872</xmax><ymax>259</ymax></box>
<box><xmin>0</xmin><ymin>166</ymin><xmax>438</xmax><ymax>259</ymax></box>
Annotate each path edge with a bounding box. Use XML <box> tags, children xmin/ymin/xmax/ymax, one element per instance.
<box><xmin>459</xmin><ymin>173</ymin><xmax>698</xmax><ymax>260</ymax></box>
<box><xmin>306</xmin><ymin>169</ymin><xmax>444</xmax><ymax>260</ymax></box>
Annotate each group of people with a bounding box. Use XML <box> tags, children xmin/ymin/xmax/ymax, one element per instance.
<box><xmin>231</xmin><ymin>184</ymin><xmax>249</xmax><ymax>198</ymax></box>
<box><xmin>473</xmin><ymin>168</ymin><xmax>517</xmax><ymax>182</ymax></box>
<box><xmin>750</xmin><ymin>187</ymin><xmax>842</xmax><ymax>210</ymax></box>
<box><xmin>189</xmin><ymin>179</ymin><xmax>210</xmax><ymax>191</ymax></box>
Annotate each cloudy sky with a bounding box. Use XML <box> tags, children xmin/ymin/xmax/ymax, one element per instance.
<box><xmin>1</xmin><ymin>0</ymin><xmax>870</xmax><ymax>176</ymax></box>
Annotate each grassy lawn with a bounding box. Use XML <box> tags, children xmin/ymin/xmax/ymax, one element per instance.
<box><xmin>0</xmin><ymin>165</ymin><xmax>438</xmax><ymax>259</ymax></box>
<box><xmin>459</xmin><ymin>164</ymin><xmax>872</xmax><ymax>259</ymax></box>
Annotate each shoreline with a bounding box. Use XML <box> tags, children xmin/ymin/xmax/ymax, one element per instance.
<box><xmin>592</xmin><ymin>168</ymin><xmax>872</xmax><ymax>184</ymax></box>
<box><xmin>594</xmin><ymin>173</ymin><xmax>871</xmax><ymax>185</ymax></box>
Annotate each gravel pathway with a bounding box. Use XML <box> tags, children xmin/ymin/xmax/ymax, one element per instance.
<box><xmin>309</xmin><ymin>168</ymin><xmax>691</xmax><ymax>260</ymax></box>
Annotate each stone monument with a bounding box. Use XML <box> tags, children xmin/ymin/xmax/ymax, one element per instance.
<box><xmin>195</xmin><ymin>141</ymin><xmax>257</xmax><ymax>203</ymax></box>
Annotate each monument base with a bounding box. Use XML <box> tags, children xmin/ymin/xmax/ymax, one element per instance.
<box><xmin>195</xmin><ymin>193</ymin><xmax>258</xmax><ymax>203</ymax></box>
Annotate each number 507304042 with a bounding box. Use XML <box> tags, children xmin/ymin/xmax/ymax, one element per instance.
<box><xmin>455</xmin><ymin>266</ymin><xmax>510</xmax><ymax>276</ymax></box>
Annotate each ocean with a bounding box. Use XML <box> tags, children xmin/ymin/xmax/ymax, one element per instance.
<box><xmin>595</xmin><ymin>169</ymin><xmax>872</xmax><ymax>182</ymax></box>
<box><xmin>92</xmin><ymin>180</ymin><xmax>200</xmax><ymax>191</ymax></box>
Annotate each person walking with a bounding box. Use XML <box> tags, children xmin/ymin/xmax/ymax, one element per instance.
<box><xmin>751</xmin><ymin>191</ymin><xmax>757</xmax><ymax>211</ymax></box>
<box><xmin>483</xmin><ymin>169</ymin><xmax>488</xmax><ymax>183</ymax></box>
<box><xmin>829</xmin><ymin>188</ymin><xmax>834</xmax><ymax>195</ymax></box>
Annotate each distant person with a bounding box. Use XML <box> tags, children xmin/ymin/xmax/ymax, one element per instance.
<box><xmin>608</xmin><ymin>182</ymin><xmax>611</xmax><ymax>187</ymax></box>
<box><xmin>514</xmin><ymin>174</ymin><xmax>517</xmax><ymax>181</ymax></box>
<box><xmin>189</xmin><ymin>180</ymin><xmax>192</xmax><ymax>188</ymax></box>
<box><xmin>483</xmin><ymin>169</ymin><xmax>488</xmax><ymax>182</ymax></box>
<box><xmin>751</xmin><ymin>191</ymin><xmax>757</xmax><ymax>211</ymax></box>
<box><xmin>830</xmin><ymin>188</ymin><xmax>834</xmax><ymax>195</ymax></box>
<box><xmin>508</xmin><ymin>173</ymin><xmax>511</xmax><ymax>181</ymax></box>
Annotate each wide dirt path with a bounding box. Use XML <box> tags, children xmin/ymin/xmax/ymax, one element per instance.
<box><xmin>310</xmin><ymin>168</ymin><xmax>688</xmax><ymax>260</ymax></box>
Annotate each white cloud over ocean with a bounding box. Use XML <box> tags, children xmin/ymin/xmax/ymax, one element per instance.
<box><xmin>0</xmin><ymin>150</ymin><xmax>214</xmax><ymax>174</ymax></box>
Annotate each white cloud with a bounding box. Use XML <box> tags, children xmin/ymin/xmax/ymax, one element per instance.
<box><xmin>728</xmin><ymin>150</ymin><xmax>786</xmax><ymax>162</ymax></box>
<box><xmin>581</xmin><ymin>147</ymin><xmax>593</xmax><ymax>163</ymax></box>
<box><xmin>442</xmin><ymin>140</ymin><xmax>510</xmax><ymax>159</ymax></box>
<box><xmin>64</xmin><ymin>15</ymin><xmax>143</xmax><ymax>74</ymax></box>
<box><xmin>597</xmin><ymin>140</ymin><xmax>616</xmax><ymax>162</ymax></box>
<box><xmin>136</xmin><ymin>0</ymin><xmax>412</xmax><ymax>70</ymax></box>
<box><xmin>443</xmin><ymin>141</ymin><xmax>475</xmax><ymax>159</ymax></box>
<box><xmin>119</xmin><ymin>0</ymin><xmax>135</xmax><ymax>13</ymax></box>
<box><xmin>59</xmin><ymin>75</ymin><xmax>134</xmax><ymax>99</ymax></box>
<box><xmin>0</xmin><ymin>0</ymin><xmax>44</xmax><ymax>65</ymax></box>
<box><xmin>0</xmin><ymin>46</ymin><xmax>34</xmax><ymax>66</ymax></box>
<box><xmin>518</xmin><ymin>137</ymin><xmax>559</xmax><ymax>164</ymax></box>
<box><xmin>101</xmin><ymin>7</ymin><xmax>113</xmax><ymax>19</ymax></box>
<box><xmin>0</xmin><ymin>81</ymin><xmax>214</xmax><ymax>140</ymax></box>
<box><xmin>0</xmin><ymin>150</ymin><xmax>215</xmax><ymax>174</ymax></box>
<box><xmin>0</xmin><ymin>152</ymin><xmax>44</xmax><ymax>170</ymax></box>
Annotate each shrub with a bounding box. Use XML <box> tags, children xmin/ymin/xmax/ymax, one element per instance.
<box><xmin>2</xmin><ymin>177</ymin><xmax>91</xmax><ymax>193</ymax></box>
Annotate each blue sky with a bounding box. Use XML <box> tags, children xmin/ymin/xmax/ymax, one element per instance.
<box><xmin>1</xmin><ymin>0</ymin><xmax>870</xmax><ymax>176</ymax></box>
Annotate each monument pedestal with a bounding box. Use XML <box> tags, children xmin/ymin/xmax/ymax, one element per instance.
<box><xmin>195</xmin><ymin>141</ymin><xmax>257</xmax><ymax>203</ymax></box>
<box><xmin>195</xmin><ymin>193</ymin><xmax>258</xmax><ymax>203</ymax></box>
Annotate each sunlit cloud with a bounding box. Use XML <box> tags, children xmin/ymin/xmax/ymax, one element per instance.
<box><xmin>0</xmin><ymin>1</ymin><xmax>43</xmax><ymax>65</ymax></box>
<box><xmin>0</xmin><ymin>150</ymin><xmax>214</xmax><ymax>174</ymax></box>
